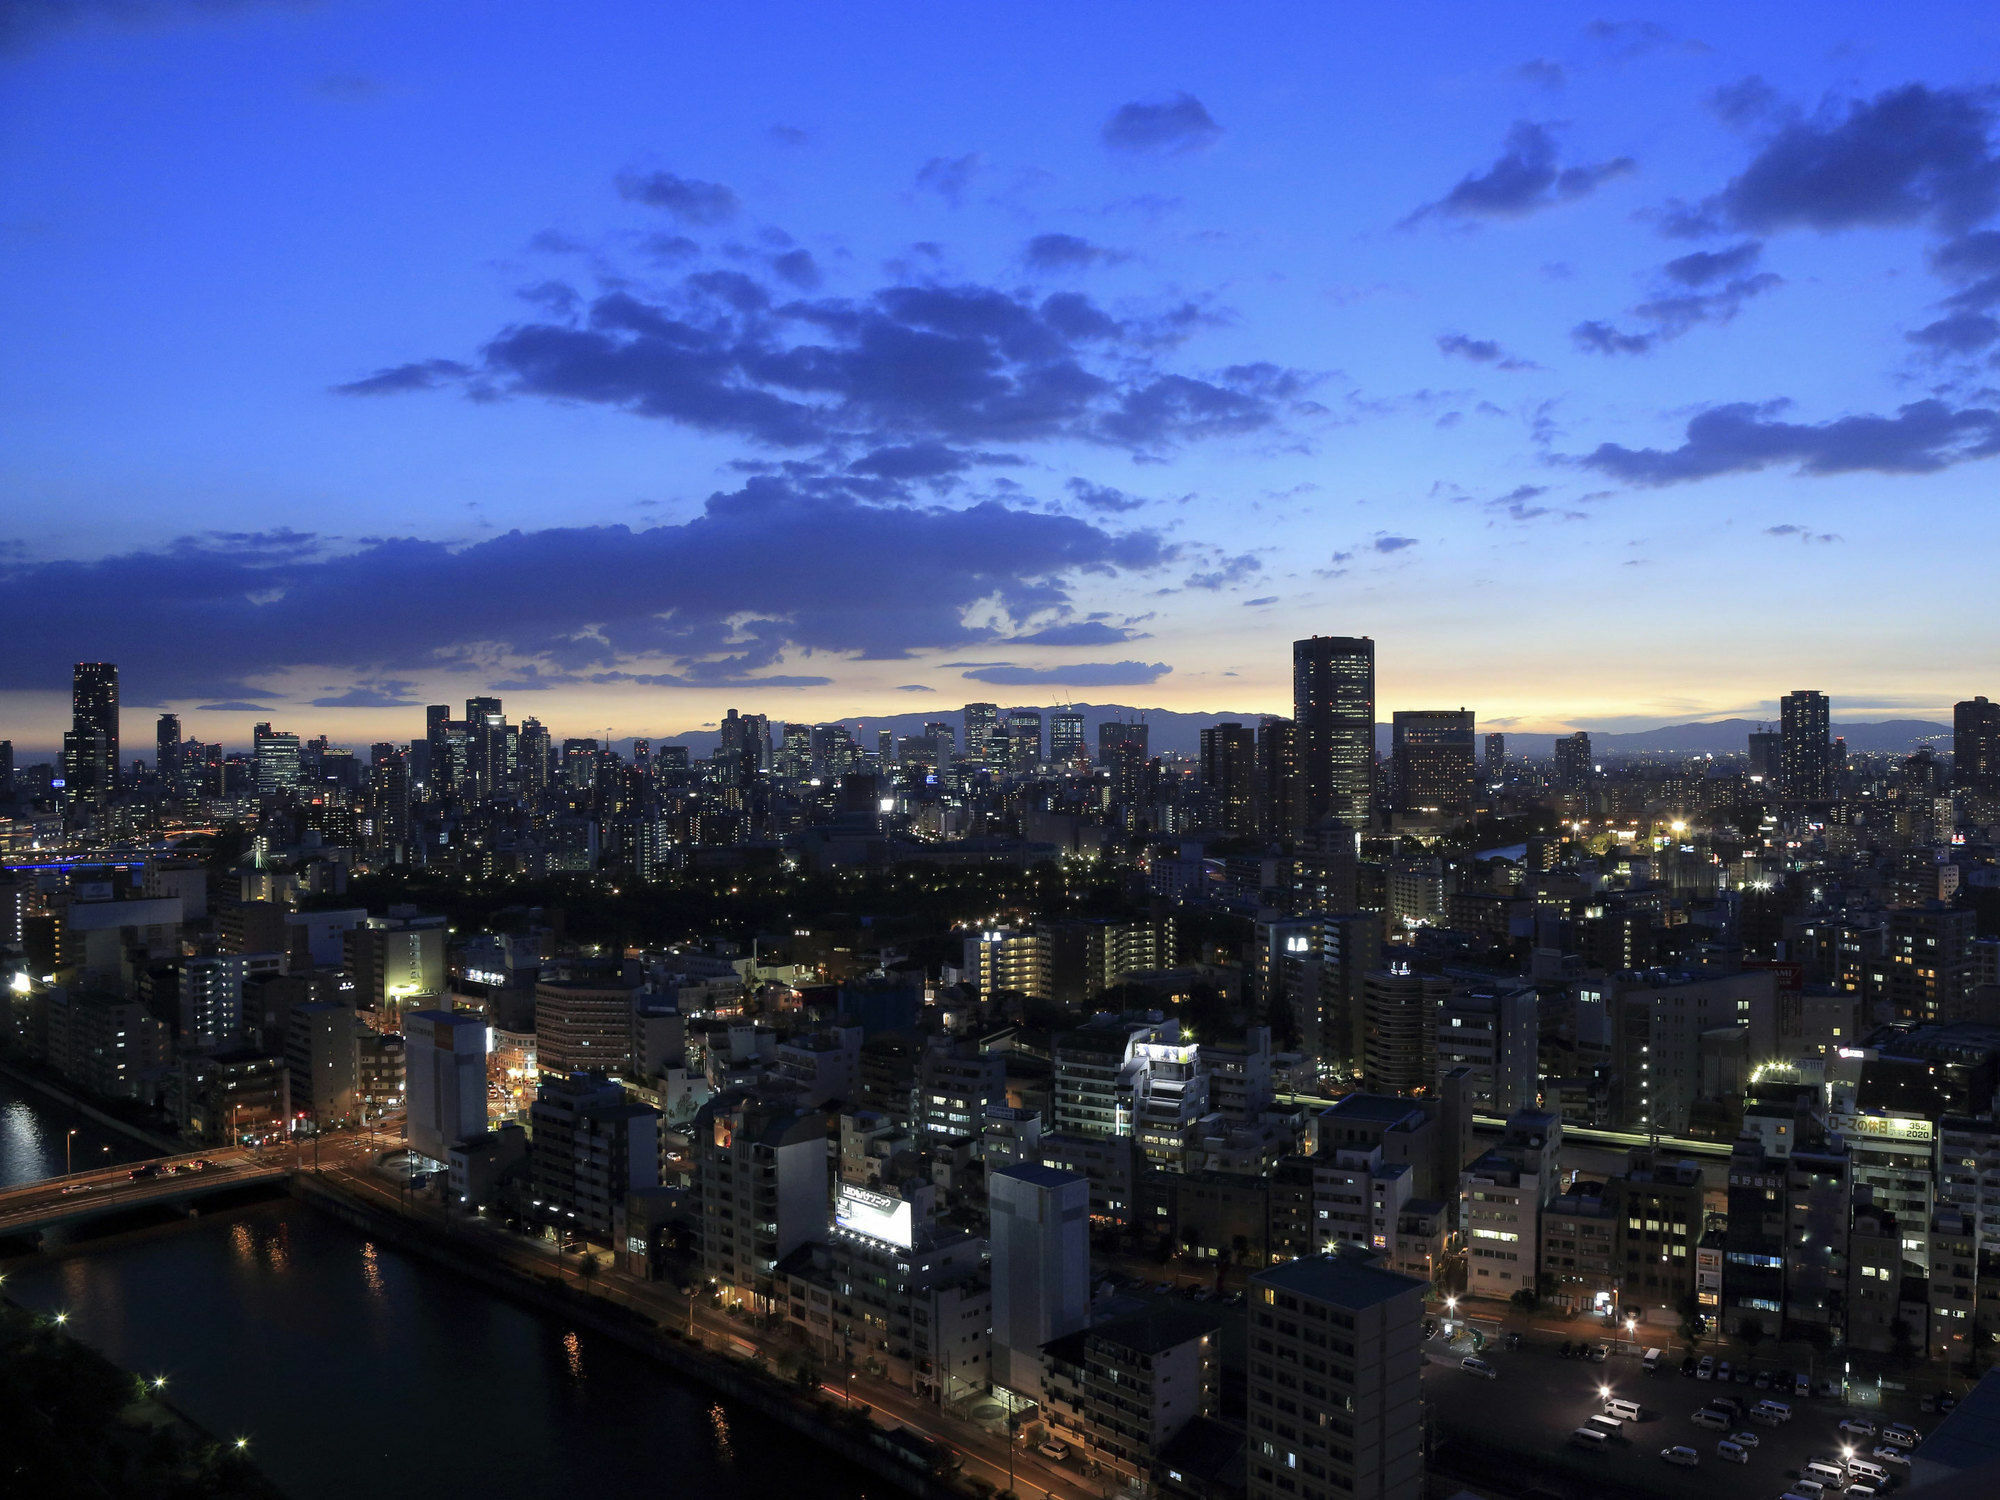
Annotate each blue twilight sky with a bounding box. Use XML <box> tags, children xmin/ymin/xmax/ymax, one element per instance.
<box><xmin>4</xmin><ymin>0</ymin><xmax>2000</xmax><ymax>753</ymax></box>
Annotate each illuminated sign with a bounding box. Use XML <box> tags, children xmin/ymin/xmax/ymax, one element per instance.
<box><xmin>835</xmin><ymin>1183</ymin><xmax>913</xmax><ymax>1248</ymax></box>
<box><xmin>1839</xmin><ymin>1113</ymin><xmax>1934</xmax><ymax>1143</ymax></box>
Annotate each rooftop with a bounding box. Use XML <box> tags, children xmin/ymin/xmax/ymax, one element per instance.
<box><xmin>1254</xmin><ymin>1252</ymin><xmax>1428</xmax><ymax>1310</ymax></box>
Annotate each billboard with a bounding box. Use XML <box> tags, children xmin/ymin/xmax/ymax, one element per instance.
<box><xmin>836</xmin><ymin>1183</ymin><xmax>913</xmax><ymax>1249</ymax></box>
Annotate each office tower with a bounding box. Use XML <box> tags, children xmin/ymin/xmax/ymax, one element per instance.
<box><xmin>1050</xmin><ymin>708</ymin><xmax>1087</xmax><ymax>769</ymax></box>
<box><xmin>404</xmin><ymin>1009</ymin><xmax>491</xmax><ymax>1163</ymax></box>
<box><xmin>517</xmin><ymin>717</ymin><xmax>552</xmax><ymax>799</ymax></box>
<box><xmin>69</xmin><ymin>661</ymin><xmax>119</xmax><ymax>801</ymax></box>
<box><xmin>1484</xmin><ymin>732</ymin><xmax>1505</xmax><ymax>782</ymax></box>
<box><xmin>1097</xmin><ymin>716</ymin><xmax>1147</xmax><ymax>766</ymax></box>
<box><xmin>423</xmin><ymin>704</ymin><xmax>452</xmax><ymax>795</ymax></box>
<box><xmin>155</xmin><ymin>713</ymin><xmax>182</xmax><ymax>792</ymax></box>
<box><xmin>344</xmin><ymin>914</ymin><xmax>448</xmax><ymax>1017</ymax></box>
<box><xmin>719</xmin><ymin>708</ymin><xmax>769</xmax><ymax>783</ymax></box>
<box><xmin>1248</xmin><ymin>1255</ymin><xmax>1426</xmax><ymax>1500</ymax></box>
<box><xmin>179</xmin><ymin>953</ymin><xmax>282</xmax><ymax>1044</ymax></box>
<box><xmin>534</xmin><ymin>975</ymin><xmax>639</xmax><ymax>1076</ymax></box>
<box><xmin>366</xmin><ymin>745</ymin><xmax>412</xmax><ymax>849</ymax></box>
<box><xmin>963</xmin><ymin>701</ymin><xmax>1000</xmax><ymax>763</ymax></box>
<box><xmin>1006</xmin><ymin>708</ymin><xmax>1043</xmax><ymax>771</ymax></box>
<box><xmin>1748</xmin><ymin>727</ymin><xmax>1781</xmax><ymax>784</ymax></box>
<box><xmin>252</xmin><ymin>722</ymin><xmax>302</xmax><ymax>797</ymax></box>
<box><xmin>464</xmin><ymin>695</ymin><xmax>506</xmax><ymax>796</ymax></box>
<box><xmin>1780</xmin><ymin>689</ymin><xmax>1834</xmax><ymax>802</ymax></box>
<box><xmin>1956</xmin><ymin>696</ymin><xmax>2000</xmax><ymax>795</ymax></box>
<box><xmin>877</xmin><ymin>728</ymin><xmax>894</xmax><ymax>763</ymax></box>
<box><xmin>1255</xmin><ymin>715</ymin><xmax>1298</xmax><ymax>837</ymax></box>
<box><xmin>989</xmin><ymin>1163</ymin><xmax>1091</xmax><ymax>1393</ymax></box>
<box><xmin>1390</xmin><ymin>709</ymin><xmax>1475</xmax><ymax>815</ymax></box>
<box><xmin>1200</xmin><ymin>721</ymin><xmax>1258</xmax><ymax>836</ymax></box>
<box><xmin>1360</xmin><ymin>967</ymin><xmax>1450</xmax><ymax>1095</ymax></box>
<box><xmin>1553</xmin><ymin>731</ymin><xmax>1592</xmax><ymax>797</ymax></box>
<box><xmin>0</xmin><ymin>739</ymin><xmax>12</xmax><ymax>800</ymax></box>
<box><xmin>1293</xmin><ymin>635</ymin><xmax>1374</xmax><ymax>830</ymax></box>
<box><xmin>1434</xmin><ymin>984</ymin><xmax>1539</xmax><ymax>1115</ymax></box>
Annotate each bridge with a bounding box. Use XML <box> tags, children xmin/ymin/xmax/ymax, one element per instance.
<box><xmin>0</xmin><ymin>1147</ymin><xmax>289</xmax><ymax>1239</ymax></box>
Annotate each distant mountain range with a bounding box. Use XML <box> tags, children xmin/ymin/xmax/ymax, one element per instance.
<box><xmin>645</xmin><ymin>707</ymin><xmax>1955</xmax><ymax>761</ymax></box>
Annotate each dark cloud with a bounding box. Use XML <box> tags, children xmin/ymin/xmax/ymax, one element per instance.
<box><xmin>640</xmin><ymin>233</ymin><xmax>701</xmax><ymax>263</ymax></box>
<box><xmin>1373</xmin><ymin>535</ymin><xmax>1420</xmax><ymax>552</ymax></box>
<box><xmin>1708</xmin><ymin>76</ymin><xmax>1781</xmax><ymax>130</ymax></box>
<box><xmin>616</xmin><ymin>169</ymin><xmax>740</xmax><ymax>225</ymax></box>
<box><xmin>1583</xmin><ymin>19</ymin><xmax>1707</xmax><ymax>59</ymax></box>
<box><xmin>894</xmin><ymin>683</ymin><xmax>935</xmax><ymax>693</ymax></box>
<box><xmin>1571</xmin><ymin>320</ymin><xmax>1656</xmax><ymax>355</ymax></box>
<box><xmin>769</xmin><ymin>248</ymin><xmax>821</xmax><ymax>290</ymax></box>
<box><xmin>0</xmin><ymin>0</ymin><xmax>297</xmax><ymax>52</ymax></box>
<box><xmin>1435</xmin><ymin>333</ymin><xmax>1538</xmax><ymax>370</ymax></box>
<box><xmin>528</xmin><ymin>229</ymin><xmax>590</xmax><ymax>255</ymax></box>
<box><xmin>914</xmin><ymin>153</ymin><xmax>983</xmax><ymax>206</ymax></box>
<box><xmin>1765</xmin><ymin>524</ymin><xmax>1842</xmax><ymax>543</ymax></box>
<box><xmin>1243</xmin><ymin>595</ymin><xmax>1278</xmax><ymax>607</ymax></box>
<box><xmin>1406</xmin><ymin>121</ymin><xmax>1634</xmax><ymax>224</ymax></box>
<box><xmin>309</xmin><ymin>680</ymin><xmax>425</xmax><ymax>709</ymax></box>
<box><xmin>1102</xmin><ymin>93</ymin><xmax>1222</xmax><ymax>155</ymax></box>
<box><xmin>1513</xmin><ymin>59</ymin><xmax>1566</xmax><ymax>91</ymax></box>
<box><xmin>1574</xmin><ymin>397</ymin><xmax>2000</xmax><ymax>485</ymax></box>
<box><xmin>195</xmin><ymin>700</ymin><xmax>278</xmax><ymax>713</ymax></box>
<box><xmin>1023</xmin><ymin>233</ymin><xmax>1127</xmax><ymax>271</ymax></box>
<box><xmin>350</xmin><ymin>266</ymin><xmax>1315</xmax><ymax>458</ymax></box>
<box><xmin>0</xmin><ymin>480</ymin><xmax>1175</xmax><ymax>698</ymax></box>
<box><xmin>1065</xmin><ymin>479</ymin><xmax>1147</xmax><ymax>512</ymax></box>
<box><xmin>962</xmin><ymin>660</ymin><xmax>1172</xmax><ymax>686</ymax></box>
<box><xmin>847</xmin><ymin>442</ymin><xmax>987</xmax><ymax>480</ymax></box>
<box><xmin>768</xmin><ymin>125</ymin><xmax>813</xmax><ymax>148</ymax></box>
<box><xmin>1004</xmin><ymin>621</ymin><xmax>1146</xmax><ymax>646</ymax></box>
<box><xmin>1662</xmin><ymin>240</ymin><xmax>1763</xmax><ymax>286</ymax></box>
<box><xmin>330</xmin><ymin>358</ymin><xmax>473</xmax><ymax>396</ymax></box>
<box><xmin>1183</xmin><ymin>554</ymin><xmax>1262</xmax><ymax>590</ymax></box>
<box><xmin>1687</xmin><ymin>84</ymin><xmax>2000</xmax><ymax>238</ymax></box>
<box><xmin>1907</xmin><ymin>311</ymin><xmax>2000</xmax><ymax>355</ymax></box>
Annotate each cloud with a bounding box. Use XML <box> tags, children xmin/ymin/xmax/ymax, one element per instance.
<box><xmin>768</xmin><ymin>125</ymin><xmax>813</xmax><ymax>148</ymax></box>
<box><xmin>962</xmin><ymin>660</ymin><xmax>1172</xmax><ymax>686</ymax></box>
<box><xmin>1708</xmin><ymin>76</ymin><xmax>1781</xmax><ymax>131</ymax></box>
<box><xmin>1065</xmin><ymin>478</ymin><xmax>1147</xmax><ymax>512</ymax></box>
<box><xmin>1662</xmin><ymin>240</ymin><xmax>1764</xmax><ymax>286</ymax></box>
<box><xmin>1583</xmin><ymin>18</ymin><xmax>1707</xmax><ymax>59</ymax></box>
<box><xmin>1102</xmin><ymin>93</ymin><xmax>1223</xmax><ymax>155</ymax></box>
<box><xmin>915</xmin><ymin>153</ymin><xmax>983</xmax><ymax>206</ymax></box>
<box><xmin>1684</xmin><ymin>84</ymin><xmax>2000</xmax><ymax>238</ymax></box>
<box><xmin>1435</xmin><ymin>332</ymin><xmax>1538</xmax><ymax>370</ymax></box>
<box><xmin>769</xmin><ymin>248</ymin><xmax>821</xmax><ymax>290</ymax></box>
<box><xmin>1004</xmin><ymin>621</ymin><xmax>1146</xmax><ymax>646</ymax></box>
<box><xmin>1373</xmin><ymin>534</ymin><xmax>1419</xmax><ymax>552</ymax></box>
<box><xmin>1024</xmin><ymin>233</ymin><xmax>1127</xmax><ymax>271</ymax></box>
<box><xmin>0</xmin><ymin>0</ymin><xmax>301</xmax><ymax>53</ymax></box>
<box><xmin>195</xmin><ymin>700</ymin><xmax>278</xmax><ymax>713</ymax></box>
<box><xmin>0</xmin><ymin>479</ymin><xmax>1176</xmax><ymax>698</ymax></box>
<box><xmin>1183</xmin><ymin>553</ymin><xmax>1262</xmax><ymax>590</ymax></box>
<box><xmin>1907</xmin><ymin>311</ymin><xmax>2000</xmax><ymax>355</ymax></box>
<box><xmin>1513</xmin><ymin>58</ymin><xmax>1566</xmax><ymax>91</ymax></box>
<box><xmin>309</xmin><ymin>680</ymin><xmax>425</xmax><ymax>709</ymax></box>
<box><xmin>1243</xmin><ymin>595</ymin><xmax>1278</xmax><ymax>607</ymax></box>
<box><xmin>616</xmin><ymin>169</ymin><xmax>740</xmax><ymax>225</ymax></box>
<box><xmin>1764</xmin><ymin>524</ymin><xmax>1843</xmax><ymax>543</ymax></box>
<box><xmin>1406</xmin><ymin>121</ymin><xmax>1634</xmax><ymax>224</ymax></box>
<box><xmin>895</xmin><ymin>683</ymin><xmax>935</xmax><ymax>693</ymax></box>
<box><xmin>1574</xmin><ymin>398</ymin><xmax>2000</xmax><ymax>485</ymax></box>
<box><xmin>330</xmin><ymin>358</ymin><xmax>473</xmax><ymax>396</ymax></box>
<box><xmin>1573</xmin><ymin>247</ymin><xmax>1781</xmax><ymax>354</ymax></box>
<box><xmin>345</xmin><ymin>264</ymin><xmax>1316</xmax><ymax>458</ymax></box>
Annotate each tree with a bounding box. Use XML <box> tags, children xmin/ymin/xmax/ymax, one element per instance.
<box><xmin>1739</xmin><ymin>1318</ymin><xmax>1765</xmax><ymax>1351</ymax></box>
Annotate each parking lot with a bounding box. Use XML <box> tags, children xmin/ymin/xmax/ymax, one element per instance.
<box><xmin>1423</xmin><ymin>1340</ymin><xmax>1929</xmax><ymax>1500</ymax></box>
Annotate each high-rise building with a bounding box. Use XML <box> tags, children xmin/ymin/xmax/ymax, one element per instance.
<box><xmin>155</xmin><ymin>713</ymin><xmax>182</xmax><ymax>792</ymax></box>
<box><xmin>1747</xmin><ymin>728</ymin><xmax>1781</xmax><ymax>785</ymax></box>
<box><xmin>963</xmin><ymin>702</ymin><xmax>1000</xmax><ymax>763</ymax></box>
<box><xmin>1360</xmin><ymin>967</ymin><xmax>1450</xmax><ymax>1095</ymax></box>
<box><xmin>1484</xmin><ymin>732</ymin><xmax>1505</xmax><ymax>783</ymax></box>
<box><xmin>404</xmin><ymin>1009</ymin><xmax>491</xmax><ymax>1163</ymax></box>
<box><xmin>695</xmin><ymin>1090</ymin><xmax>826</xmax><ymax>1309</ymax></box>
<box><xmin>1097</xmin><ymin>718</ymin><xmax>1148</xmax><ymax>766</ymax></box>
<box><xmin>1247</xmin><ymin>1254</ymin><xmax>1427</xmax><ymax>1500</ymax></box>
<box><xmin>1050</xmin><ymin>708</ymin><xmax>1087</xmax><ymax>769</ymax></box>
<box><xmin>1390</xmin><ymin>709</ymin><xmax>1475</xmax><ymax>816</ymax></box>
<box><xmin>0</xmin><ymin>739</ymin><xmax>13</xmax><ymax>800</ymax></box>
<box><xmin>534</xmin><ymin>976</ymin><xmax>640</xmax><ymax>1077</ymax></box>
<box><xmin>1200</xmin><ymin>721</ymin><xmax>1258</xmax><ymax>836</ymax></box>
<box><xmin>1955</xmin><ymin>696</ymin><xmax>2000</xmax><ymax>795</ymax></box>
<box><xmin>1005</xmin><ymin>708</ymin><xmax>1043</xmax><ymax>771</ymax></box>
<box><xmin>68</xmin><ymin>661</ymin><xmax>119</xmax><ymax>801</ymax></box>
<box><xmin>1780</xmin><ymin>689</ymin><xmax>1834</xmax><ymax>802</ymax></box>
<box><xmin>1553</xmin><ymin>731</ymin><xmax>1592</xmax><ymax>797</ymax></box>
<box><xmin>989</xmin><ymin>1162</ymin><xmax>1090</xmax><ymax>1394</ymax></box>
<box><xmin>531</xmin><ymin>1072</ymin><xmax>660</xmax><ymax>1245</ymax></box>
<box><xmin>1293</xmin><ymin>636</ymin><xmax>1374</xmax><ymax>830</ymax></box>
<box><xmin>253</xmin><ymin>722</ymin><xmax>302</xmax><ymax>797</ymax></box>
<box><xmin>1256</xmin><ymin>715</ymin><xmax>1298</xmax><ymax>837</ymax></box>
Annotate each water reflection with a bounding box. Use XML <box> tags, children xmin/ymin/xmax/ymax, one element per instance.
<box><xmin>563</xmin><ymin>1329</ymin><xmax>584</xmax><ymax>1381</ymax></box>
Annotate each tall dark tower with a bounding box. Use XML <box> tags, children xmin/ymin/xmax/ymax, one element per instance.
<box><xmin>69</xmin><ymin>661</ymin><xmax>119</xmax><ymax>801</ymax></box>
<box><xmin>156</xmin><ymin>713</ymin><xmax>182</xmax><ymax>792</ymax></box>
<box><xmin>1780</xmin><ymin>690</ymin><xmax>1834</xmax><ymax>802</ymax></box>
<box><xmin>1956</xmin><ymin>696</ymin><xmax>2000</xmax><ymax>795</ymax></box>
<box><xmin>1292</xmin><ymin>636</ymin><xmax>1374</xmax><ymax>830</ymax></box>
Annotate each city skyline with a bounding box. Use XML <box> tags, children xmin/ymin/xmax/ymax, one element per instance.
<box><xmin>8</xmin><ymin>4</ymin><xmax>2000</xmax><ymax>744</ymax></box>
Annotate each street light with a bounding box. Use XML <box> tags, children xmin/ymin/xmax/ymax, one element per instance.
<box><xmin>66</xmin><ymin>1128</ymin><xmax>77</xmax><ymax>1176</ymax></box>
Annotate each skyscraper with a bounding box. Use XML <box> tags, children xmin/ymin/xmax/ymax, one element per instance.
<box><xmin>1200</xmin><ymin>721</ymin><xmax>1258</xmax><ymax>836</ymax></box>
<box><xmin>1050</xmin><ymin>708</ymin><xmax>1087</xmax><ymax>769</ymax></box>
<box><xmin>1293</xmin><ymin>636</ymin><xmax>1374</xmax><ymax>830</ymax></box>
<box><xmin>68</xmin><ymin>661</ymin><xmax>119</xmax><ymax>801</ymax></box>
<box><xmin>1390</xmin><ymin>709</ymin><xmax>1475</xmax><ymax>815</ymax></box>
<box><xmin>253</xmin><ymin>721</ymin><xmax>302</xmax><ymax>797</ymax></box>
<box><xmin>1097</xmin><ymin>718</ymin><xmax>1147</xmax><ymax>766</ymax></box>
<box><xmin>1484</xmin><ymin>732</ymin><xmax>1506</xmax><ymax>782</ymax></box>
<box><xmin>1780</xmin><ymin>689</ymin><xmax>1834</xmax><ymax>802</ymax></box>
<box><xmin>1255</xmin><ymin>715</ymin><xmax>1297</xmax><ymax>837</ymax></box>
<box><xmin>1955</xmin><ymin>696</ymin><xmax>2000</xmax><ymax>795</ymax></box>
<box><xmin>963</xmin><ymin>702</ymin><xmax>1000</xmax><ymax>764</ymax></box>
<box><xmin>155</xmin><ymin>712</ymin><xmax>182</xmax><ymax>792</ymax></box>
<box><xmin>1553</xmin><ymin>731</ymin><xmax>1592</xmax><ymax>797</ymax></box>
<box><xmin>1006</xmin><ymin>708</ymin><xmax>1043</xmax><ymax>771</ymax></box>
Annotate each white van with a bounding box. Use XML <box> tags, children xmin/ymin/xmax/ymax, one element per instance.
<box><xmin>1642</xmin><ymin>1347</ymin><xmax>1663</xmax><ymax>1374</ymax></box>
<box><xmin>1571</xmin><ymin>1426</ymin><xmax>1608</xmax><ymax>1449</ymax></box>
<box><xmin>1755</xmin><ymin>1398</ymin><xmax>1793</xmax><ymax>1422</ymax></box>
<box><xmin>1805</xmin><ymin>1460</ymin><xmax>1846</xmax><ymax>1488</ymax></box>
<box><xmin>1847</xmin><ymin>1460</ymin><xmax>1889</xmax><ymax>1487</ymax></box>
<box><xmin>1691</xmin><ymin>1408</ymin><xmax>1731</xmax><ymax>1430</ymax></box>
<box><xmin>1716</xmin><ymin>1440</ymin><xmax>1750</xmax><ymax>1464</ymax></box>
<box><xmin>1606</xmin><ymin>1398</ymin><xmax>1642</xmax><ymax>1422</ymax></box>
<box><xmin>1588</xmin><ymin>1414</ymin><xmax>1624</xmax><ymax>1437</ymax></box>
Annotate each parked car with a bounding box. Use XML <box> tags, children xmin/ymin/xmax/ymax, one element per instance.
<box><xmin>1588</xmin><ymin>1343</ymin><xmax>1610</xmax><ymax>1363</ymax></box>
<box><xmin>1871</xmin><ymin>1446</ymin><xmax>1911</xmax><ymax>1467</ymax></box>
<box><xmin>1681</xmin><ymin>1356</ymin><xmax>1698</xmax><ymax>1377</ymax></box>
<box><xmin>1795</xmin><ymin>1374</ymin><xmax>1812</xmax><ymax>1397</ymax></box>
<box><xmin>1730</xmin><ymin>1431</ymin><xmax>1761</xmax><ymax>1448</ymax></box>
<box><xmin>1754</xmin><ymin>1371</ymin><xmax>1772</xmax><ymax>1390</ymax></box>
<box><xmin>1816</xmin><ymin>1379</ymin><xmax>1839</xmax><ymax>1398</ymax></box>
<box><xmin>1716</xmin><ymin>1361</ymin><xmax>1733</xmax><ymax>1382</ymax></box>
<box><xmin>1939</xmin><ymin>1395</ymin><xmax>1959</xmax><ymax>1412</ymax></box>
<box><xmin>1697</xmin><ymin>1356</ymin><xmax>1716</xmax><ymax>1380</ymax></box>
<box><xmin>1460</xmin><ymin>1357</ymin><xmax>1499</xmax><ymax>1380</ymax></box>
<box><xmin>1839</xmin><ymin>1418</ymin><xmax>1877</xmax><ymax>1440</ymax></box>
<box><xmin>1036</xmin><ymin>1441</ymin><xmax>1070</xmax><ymax>1462</ymax></box>
<box><xmin>129</xmin><ymin>1164</ymin><xmax>159</xmax><ymax>1180</ymax></box>
<box><xmin>1661</xmin><ymin>1446</ymin><xmax>1700</xmax><ymax>1468</ymax></box>
<box><xmin>1716</xmin><ymin>1440</ymin><xmax>1750</xmax><ymax>1465</ymax></box>
<box><xmin>1883</xmin><ymin>1423</ymin><xmax>1921</xmax><ymax>1448</ymax></box>
<box><xmin>1691</xmin><ymin>1409</ymin><xmax>1732</xmax><ymax>1431</ymax></box>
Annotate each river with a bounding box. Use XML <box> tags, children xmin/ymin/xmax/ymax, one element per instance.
<box><xmin>0</xmin><ymin>1079</ymin><xmax>879</xmax><ymax>1500</ymax></box>
<box><xmin>0</xmin><ymin>1067</ymin><xmax>158</xmax><ymax>1186</ymax></box>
